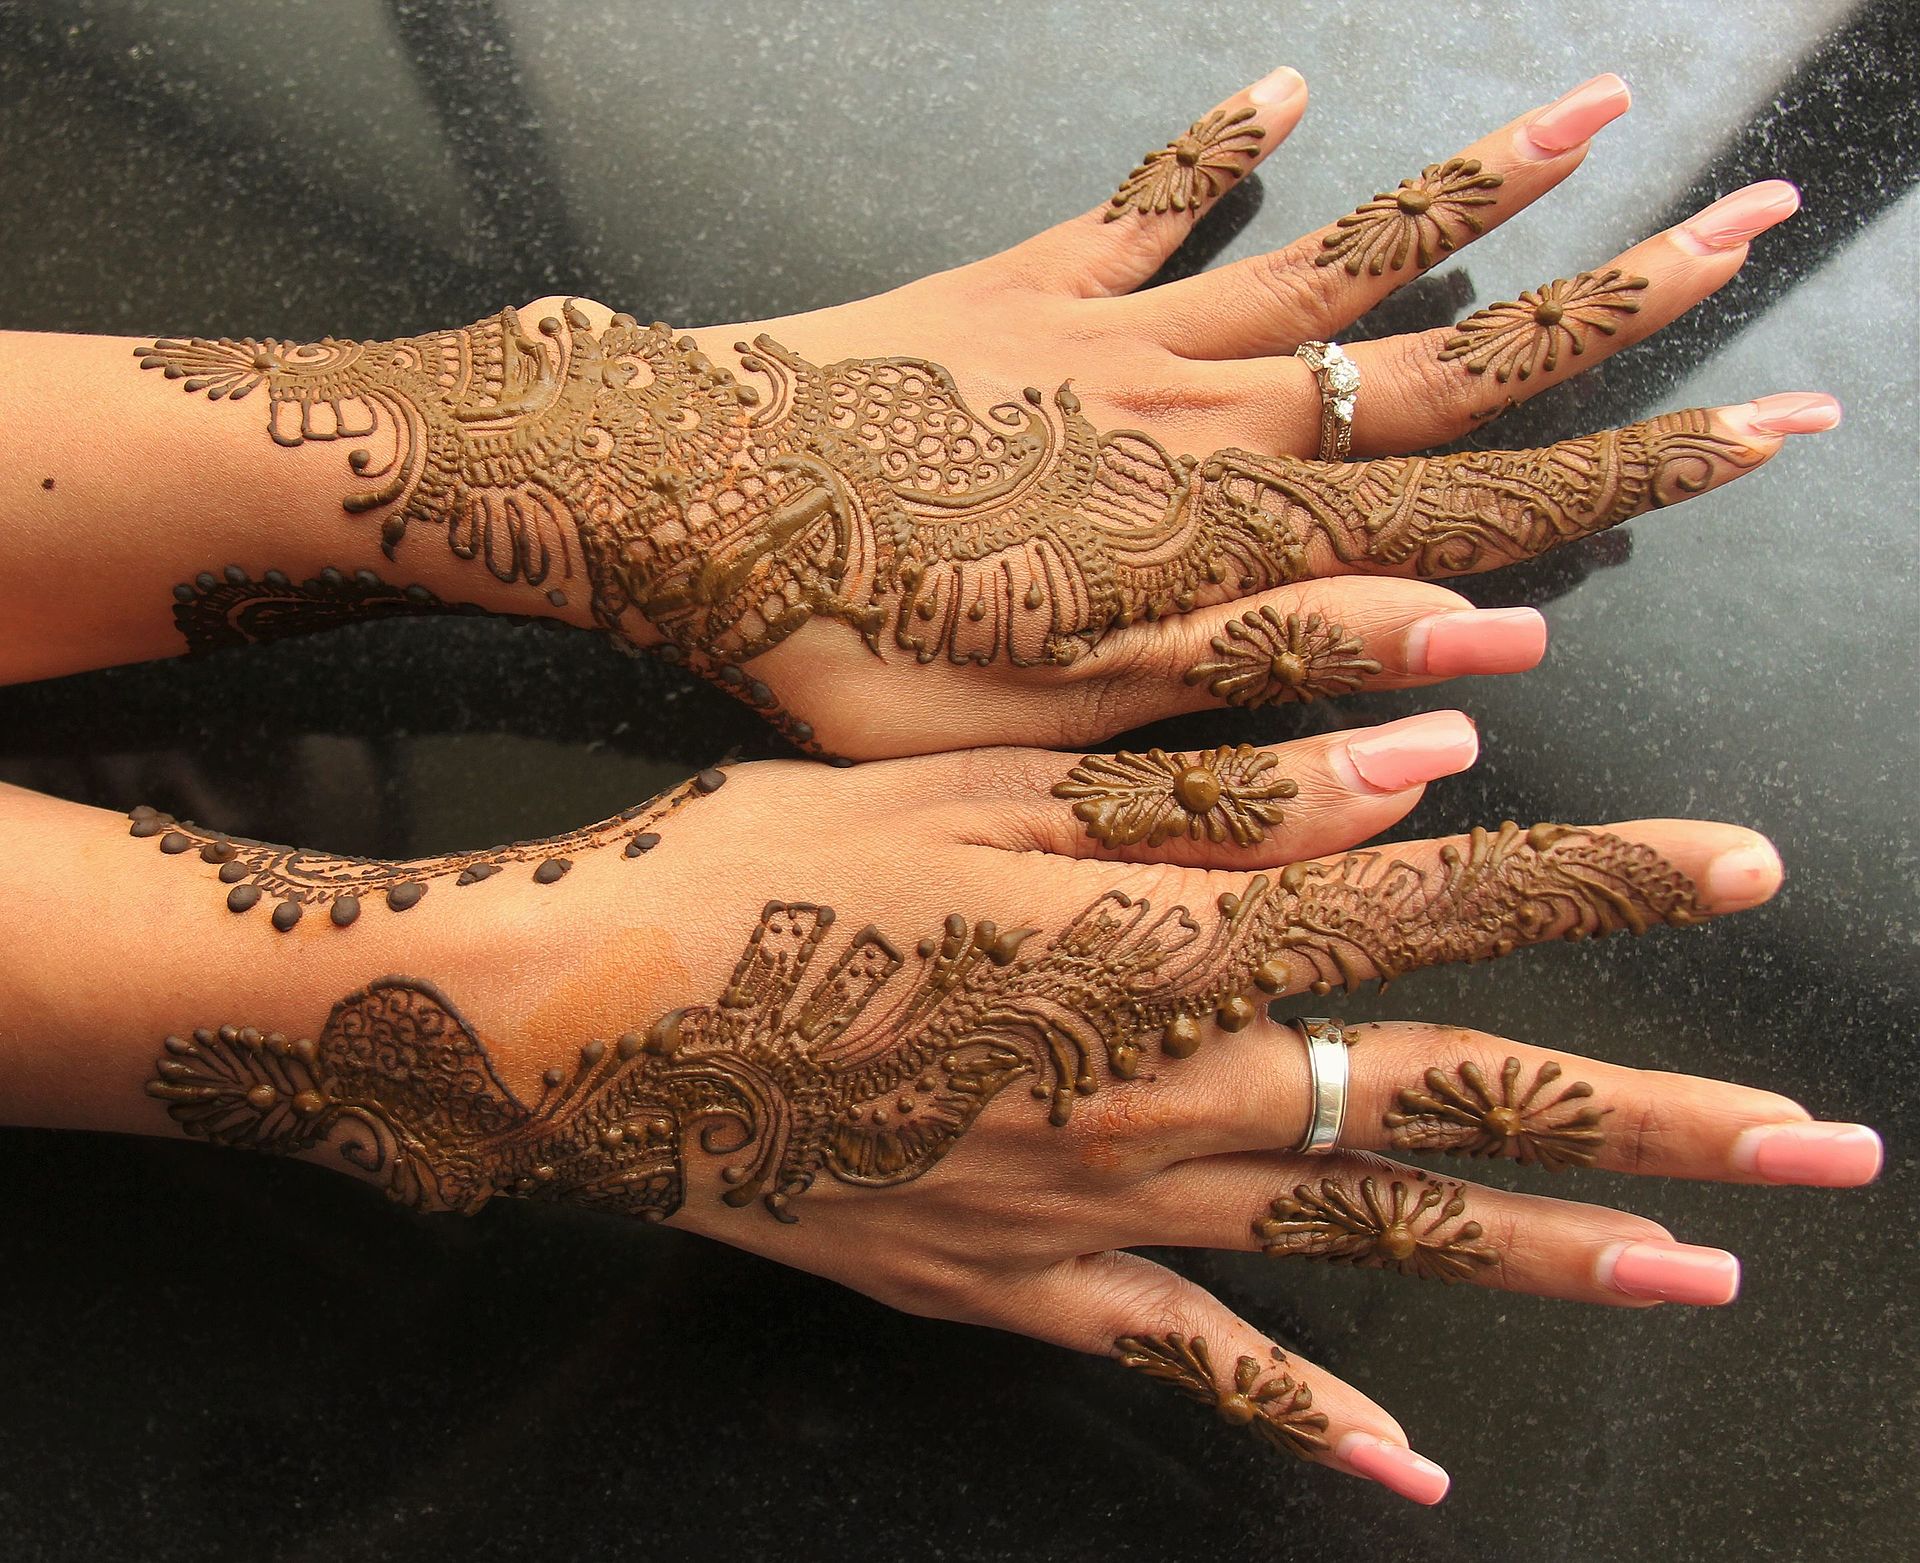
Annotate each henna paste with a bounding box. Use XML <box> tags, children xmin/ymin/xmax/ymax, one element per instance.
<box><xmin>1254</xmin><ymin>1174</ymin><xmax>1497</xmax><ymax>1283</ymax></box>
<box><xmin>1052</xmin><ymin>745</ymin><xmax>1297</xmax><ymax>848</ymax></box>
<box><xmin>1439</xmin><ymin>269</ymin><xmax>1649</xmax><ymax>384</ymax></box>
<box><xmin>147</xmin><ymin>821</ymin><xmax>1702</xmax><ymax>1220</ymax></box>
<box><xmin>1316</xmin><ymin>157</ymin><xmax>1504</xmax><ymax>276</ymax></box>
<box><xmin>1184</xmin><ymin>608</ymin><xmax>1381</xmax><ymax>707</ymax></box>
<box><xmin>1115</xmin><ymin>1335</ymin><xmax>1328</xmax><ymax>1458</ymax></box>
<box><xmin>169</xmin><ymin>564</ymin><xmax>496</xmax><ymax>654</ymax></box>
<box><xmin>1104</xmin><ymin>107</ymin><xmax>1263</xmax><ymax>222</ymax></box>
<box><xmin>138</xmin><ymin>310</ymin><xmax>1756</xmax><ymax>677</ymax></box>
<box><xmin>127</xmin><ymin>770</ymin><xmax>718</xmax><ymax>931</ymax></box>
<box><xmin>1385</xmin><ymin>1056</ymin><xmax>1608</xmax><ymax>1170</ymax></box>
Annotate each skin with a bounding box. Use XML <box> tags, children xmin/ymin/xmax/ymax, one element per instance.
<box><xmin>0</xmin><ymin>71</ymin><xmax>1874</xmax><ymax>1501</ymax></box>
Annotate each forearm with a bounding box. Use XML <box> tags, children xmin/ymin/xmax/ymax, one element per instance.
<box><xmin>0</xmin><ymin>321</ymin><xmax>601</xmax><ymax>685</ymax></box>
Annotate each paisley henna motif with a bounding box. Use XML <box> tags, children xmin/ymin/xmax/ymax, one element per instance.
<box><xmin>1104</xmin><ymin>107</ymin><xmax>1264</xmax><ymax>221</ymax></box>
<box><xmin>1053</xmin><ymin>745</ymin><xmax>1297</xmax><ymax>848</ymax></box>
<box><xmin>139</xmin><ymin>308</ymin><xmax>1757</xmax><ymax>676</ymax></box>
<box><xmin>147</xmin><ymin>822</ymin><xmax>1704</xmax><ymax>1221</ymax></box>
<box><xmin>1115</xmin><ymin>1334</ymin><xmax>1329</xmax><ymax>1458</ymax></box>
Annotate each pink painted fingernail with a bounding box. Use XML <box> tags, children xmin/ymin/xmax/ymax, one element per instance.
<box><xmin>1729</xmin><ymin>391</ymin><xmax>1843</xmax><ymax>436</ymax></box>
<box><xmin>1408</xmin><ymin>607</ymin><xmax>1547</xmax><ymax>677</ymax></box>
<box><xmin>1733</xmin><ymin>1122</ymin><xmax>1884</xmax><ymax>1187</ymax></box>
<box><xmin>1250</xmin><ymin>64</ymin><xmax>1306</xmax><ymax>108</ymax></box>
<box><xmin>1517</xmin><ymin>73</ymin><xmax>1632</xmax><ymax>159</ymax></box>
<box><xmin>1339</xmin><ymin>710</ymin><xmax>1478</xmax><ymax>795</ymax></box>
<box><xmin>1703</xmin><ymin>837</ymin><xmax>1784</xmax><ymax>910</ymax></box>
<box><xmin>1673</xmin><ymin>179</ymin><xmax>1801</xmax><ymax>254</ymax></box>
<box><xmin>1339</xmin><ymin>1434</ymin><xmax>1450</xmax><ymax>1505</ymax></box>
<box><xmin>1598</xmin><ymin>1240</ymin><xmax>1741</xmax><ymax>1305</ymax></box>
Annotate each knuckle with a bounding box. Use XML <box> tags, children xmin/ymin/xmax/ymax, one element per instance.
<box><xmin>1245</xmin><ymin>241</ymin><xmax>1348</xmax><ymax>333</ymax></box>
<box><xmin>1612</xmin><ymin>1092</ymin><xmax>1677</xmax><ymax>1174</ymax></box>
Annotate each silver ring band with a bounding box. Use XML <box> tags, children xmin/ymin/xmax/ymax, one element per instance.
<box><xmin>1293</xmin><ymin>340</ymin><xmax>1359</xmax><ymax>461</ymax></box>
<box><xmin>1292</xmin><ymin>1017</ymin><xmax>1350</xmax><ymax>1154</ymax></box>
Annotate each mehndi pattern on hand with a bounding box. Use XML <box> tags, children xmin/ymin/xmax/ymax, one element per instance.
<box><xmin>1438</xmin><ymin>268</ymin><xmax>1649</xmax><ymax>383</ymax></box>
<box><xmin>1385</xmin><ymin>1056</ymin><xmax>1609</xmax><ymax>1170</ymax></box>
<box><xmin>147</xmin><ymin>822</ymin><xmax>1703</xmax><ymax>1219</ymax></box>
<box><xmin>1052</xmin><ymin>745</ymin><xmax>1297</xmax><ymax>848</ymax></box>
<box><xmin>139</xmin><ymin>308</ymin><xmax>1757</xmax><ymax>674</ymax></box>
<box><xmin>1115</xmin><ymin>1334</ymin><xmax>1329</xmax><ymax>1458</ymax></box>
<box><xmin>1253</xmin><ymin>1175</ymin><xmax>1498</xmax><ymax>1283</ymax></box>
<box><xmin>1104</xmin><ymin>106</ymin><xmax>1264</xmax><ymax>222</ymax></box>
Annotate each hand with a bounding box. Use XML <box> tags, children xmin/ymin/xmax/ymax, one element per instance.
<box><xmin>132</xmin><ymin>70</ymin><xmax>1836</xmax><ymax>758</ymax></box>
<box><xmin>135</xmin><ymin>731</ymin><xmax>1879</xmax><ymax>1502</ymax></box>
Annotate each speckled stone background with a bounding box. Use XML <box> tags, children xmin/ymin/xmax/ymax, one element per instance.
<box><xmin>0</xmin><ymin>2</ymin><xmax>1914</xmax><ymax>1559</ymax></box>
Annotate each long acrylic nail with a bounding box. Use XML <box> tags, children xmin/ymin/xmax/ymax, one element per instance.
<box><xmin>1702</xmin><ymin>838</ymin><xmax>1783</xmax><ymax>910</ymax></box>
<box><xmin>1339</xmin><ymin>1434</ymin><xmax>1450</xmax><ymax>1505</ymax></box>
<box><xmin>1728</xmin><ymin>391</ymin><xmax>1843</xmax><ymax>436</ymax></box>
<box><xmin>1517</xmin><ymin>73</ymin><xmax>1632</xmax><ymax>159</ymax></box>
<box><xmin>1672</xmin><ymin>180</ymin><xmax>1800</xmax><ymax>254</ymax></box>
<box><xmin>1338</xmin><ymin>710</ymin><xmax>1478</xmax><ymax>795</ymax></box>
<box><xmin>1407</xmin><ymin>607</ymin><xmax>1546</xmax><ymax>677</ymax></box>
<box><xmin>1250</xmin><ymin>64</ymin><xmax>1306</xmax><ymax>108</ymax></box>
<box><xmin>1733</xmin><ymin>1122</ymin><xmax>1884</xmax><ymax>1187</ymax></box>
<box><xmin>1598</xmin><ymin>1240</ymin><xmax>1741</xmax><ymax>1305</ymax></box>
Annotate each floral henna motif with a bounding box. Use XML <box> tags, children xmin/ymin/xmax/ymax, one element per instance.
<box><xmin>138</xmin><ymin>309</ymin><xmax>1756</xmax><ymax>677</ymax></box>
<box><xmin>127</xmin><ymin>771</ymin><xmax>722</xmax><ymax>931</ymax></box>
<box><xmin>147</xmin><ymin>821</ymin><xmax>1704</xmax><ymax>1221</ymax></box>
<box><xmin>1315</xmin><ymin>156</ymin><xmax>1505</xmax><ymax>276</ymax></box>
<box><xmin>1184</xmin><ymin>608</ymin><xmax>1381</xmax><ymax>707</ymax></box>
<box><xmin>1104</xmin><ymin>106</ymin><xmax>1264</xmax><ymax>222</ymax></box>
<box><xmin>1115</xmin><ymin>1335</ymin><xmax>1329</xmax><ymax>1458</ymax></box>
<box><xmin>1052</xmin><ymin>745</ymin><xmax>1297</xmax><ymax>848</ymax></box>
<box><xmin>1253</xmin><ymin>1175</ymin><xmax>1498</xmax><ymax>1283</ymax></box>
<box><xmin>1439</xmin><ymin>269</ymin><xmax>1650</xmax><ymax>384</ymax></box>
<box><xmin>1385</xmin><ymin>1057</ymin><xmax>1609</xmax><ymax>1170</ymax></box>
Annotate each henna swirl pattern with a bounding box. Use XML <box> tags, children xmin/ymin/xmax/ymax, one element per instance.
<box><xmin>139</xmin><ymin>308</ymin><xmax>1758</xmax><ymax>676</ymax></box>
<box><xmin>147</xmin><ymin>822</ymin><xmax>1704</xmax><ymax>1221</ymax></box>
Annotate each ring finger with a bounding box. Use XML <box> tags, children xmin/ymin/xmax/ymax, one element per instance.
<box><xmin>1156</xmin><ymin>1017</ymin><xmax>1884</xmax><ymax>1186</ymax></box>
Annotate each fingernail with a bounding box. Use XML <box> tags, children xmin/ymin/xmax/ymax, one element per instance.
<box><xmin>1250</xmin><ymin>65</ymin><xmax>1306</xmax><ymax>108</ymax></box>
<box><xmin>1339</xmin><ymin>1434</ymin><xmax>1450</xmax><ymax>1505</ymax></box>
<box><xmin>1672</xmin><ymin>179</ymin><xmax>1801</xmax><ymax>254</ymax></box>
<box><xmin>1339</xmin><ymin>710</ymin><xmax>1479</xmax><ymax>795</ymax></box>
<box><xmin>1732</xmin><ymin>1122</ymin><xmax>1884</xmax><ymax>1187</ymax></box>
<box><xmin>1703</xmin><ymin>838</ymin><xmax>1783</xmax><ymax>910</ymax></box>
<box><xmin>1407</xmin><ymin>607</ymin><xmax>1547</xmax><ymax>677</ymax></box>
<box><xmin>1598</xmin><ymin>1240</ymin><xmax>1741</xmax><ymax>1305</ymax></box>
<box><xmin>1728</xmin><ymin>391</ymin><xmax>1843</xmax><ymax>436</ymax></box>
<box><xmin>1517</xmin><ymin>72</ymin><xmax>1632</xmax><ymax>159</ymax></box>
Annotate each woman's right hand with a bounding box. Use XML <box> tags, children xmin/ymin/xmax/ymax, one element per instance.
<box><xmin>135</xmin><ymin>723</ymin><xmax>1879</xmax><ymax>1503</ymax></box>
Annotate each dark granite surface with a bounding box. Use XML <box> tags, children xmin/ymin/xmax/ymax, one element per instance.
<box><xmin>0</xmin><ymin>2</ymin><xmax>1914</xmax><ymax>1558</ymax></box>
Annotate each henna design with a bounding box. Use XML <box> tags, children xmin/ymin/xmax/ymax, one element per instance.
<box><xmin>1315</xmin><ymin>157</ymin><xmax>1504</xmax><ymax>276</ymax></box>
<box><xmin>1104</xmin><ymin>107</ymin><xmax>1264</xmax><ymax>222</ymax></box>
<box><xmin>1439</xmin><ymin>269</ymin><xmax>1650</xmax><ymax>384</ymax></box>
<box><xmin>172</xmin><ymin>564</ymin><xmax>496</xmax><ymax>653</ymax></box>
<box><xmin>127</xmin><ymin>771</ymin><xmax>721</xmax><ymax>931</ymax></box>
<box><xmin>1184</xmin><ymin>608</ymin><xmax>1381</xmax><ymax>707</ymax></box>
<box><xmin>1115</xmin><ymin>1334</ymin><xmax>1329</xmax><ymax>1458</ymax></box>
<box><xmin>138</xmin><ymin>310</ymin><xmax>1755</xmax><ymax>677</ymax></box>
<box><xmin>147</xmin><ymin>822</ymin><xmax>1703</xmax><ymax>1220</ymax></box>
<box><xmin>1052</xmin><ymin>745</ymin><xmax>1297</xmax><ymax>848</ymax></box>
<box><xmin>1253</xmin><ymin>1175</ymin><xmax>1497</xmax><ymax>1283</ymax></box>
<box><xmin>1385</xmin><ymin>1057</ymin><xmax>1609</xmax><ymax>1170</ymax></box>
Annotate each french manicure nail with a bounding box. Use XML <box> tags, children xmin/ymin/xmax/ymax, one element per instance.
<box><xmin>1730</xmin><ymin>391</ymin><xmax>1843</xmax><ymax>436</ymax></box>
<box><xmin>1339</xmin><ymin>1434</ymin><xmax>1450</xmax><ymax>1505</ymax></box>
<box><xmin>1518</xmin><ymin>72</ymin><xmax>1632</xmax><ymax>159</ymax></box>
<box><xmin>1733</xmin><ymin>1122</ymin><xmax>1884</xmax><ymax>1187</ymax></box>
<box><xmin>1408</xmin><ymin>607</ymin><xmax>1547</xmax><ymax>677</ymax></box>
<box><xmin>1598</xmin><ymin>1240</ymin><xmax>1741</xmax><ymax>1305</ymax></box>
<box><xmin>1703</xmin><ymin>838</ymin><xmax>1783</xmax><ymax>910</ymax></box>
<box><xmin>1673</xmin><ymin>179</ymin><xmax>1801</xmax><ymax>254</ymax></box>
<box><xmin>1339</xmin><ymin>710</ymin><xmax>1478</xmax><ymax>794</ymax></box>
<box><xmin>1250</xmin><ymin>64</ymin><xmax>1306</xmax><ymax>107</ymax></box>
